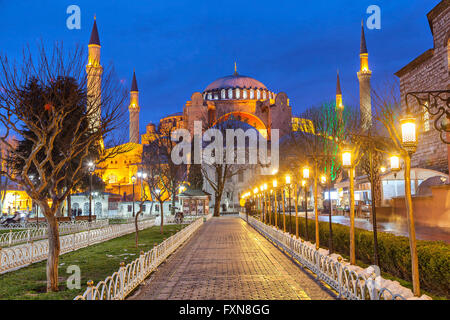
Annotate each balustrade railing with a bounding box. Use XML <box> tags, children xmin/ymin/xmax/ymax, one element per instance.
<box><xmin>0</xmin><ymin>219</ymin><xmax>154</xmax><ymax>274</ymax></box>
<box><xmin>239</xmin><ymin>213</ymin><xmax>430</xmax><ymax>300</ymax></box>
<box><xmin>74</xmin><ymin>214</ymin><xmax>212</xmax><ymax>300</ymax></box>
<box><xmin>0</xmin><ymin>220</ymin><xmax>109</xmax><ymax>247</ymax></box>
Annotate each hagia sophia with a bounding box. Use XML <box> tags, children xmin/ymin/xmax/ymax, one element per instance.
<box><xmin>89</xmin><ymin>18</ymin><xmax>372</xmax><ymax>211</ymax></box>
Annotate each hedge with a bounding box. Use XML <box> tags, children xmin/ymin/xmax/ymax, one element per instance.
<box><xmin>252</xmin><ymin>212</ymin><xmax>450</xmax><ymax>298</ymax></box>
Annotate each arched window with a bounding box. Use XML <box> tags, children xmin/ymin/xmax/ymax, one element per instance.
<box><xmin>235</xmin><ymin>88</ymin><xmax>240</xmax><ymax>99</ymax></box>
<box><xmin>214</xmin><ymin>93</ymin><xmax>218</xmax><ymax>100</ymax></box>
<box><xmin>250</xmin><ymin>89</ymin><xmax>254</xmax><ymax>99</ymax></box>
<box><xmin>207</xmin><ymin>92</ymin><xmax>212</xmax><ymax>100</ymax></box>
<box><xmin>95</xmin><ymin>202</ymin><xmax>102</xmax><ymax>216</ymax></box>
<box><xmin>243</xmin><ymin>89</ymin><xmax>248</xmax><ymax>99</ymax></box>
<box><xmin>221</xmin><ymin>89</ymin><xmax>226</xmax><ymax>99</ymax></box>
<box><xmin>263</xmin><ymin>91</ymin><xmax>267</xmax><ymax>100</ymax></box>
<box><xmin>256</xmin><ymin>89</ymin><xmax>261</xmax><ymax>100</ymax></box>
<box><xmin>228</xmin><ymin>88</ymin><xmax>233</xmax><ymax>99</ymax></box>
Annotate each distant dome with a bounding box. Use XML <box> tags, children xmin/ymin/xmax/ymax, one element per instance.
<box><xmin>204</xmin><ymin>73</ymin><xmax>267</xmax><ymax>91</ymax></box>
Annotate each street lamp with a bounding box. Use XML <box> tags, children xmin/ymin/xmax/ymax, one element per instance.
<box><xmin>400</xmin><ymin>116</ymin><xmax>418</xmax><ymax>154</ymax></box>
<box><xmin>400</xmin><ymin>111</ymin><xmax>420</xmax><ymax>296</ymax></box>
<box><xmin>87</xmin><ymin>161</ymin><xmax>95</xmax><ymax>222</ymax></box>
<box><xmin>285</xmin><ymin>175</ymin><xmax>292</xmax><ymax>233</ymax></box>
<box><xmin>341</xmin><ymin>147</ymin><xmax>355</xmax><ymax>262</ymax></box>
<box><xmin>272</xmin><ymin>179</ymin><xmax>278</xmax><ymax>228</ymax></box>
<box><xmin>131</xmin><ymin>175</ymin><xmax>137</xmax><ymax>218</ymax></box>
<box><xmin>390</xmin><ymin>155</ymin><xmax>401</xmax><ymax>177</ymax></box>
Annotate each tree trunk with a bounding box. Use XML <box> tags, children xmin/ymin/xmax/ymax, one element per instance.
<box><xmin>135</xmin><ymin>208</ymin><xmax>141</xmax><ymax>248</ymax></box>
<box><xmin>67</xmin><ymin>192</ymin><xmax>72</xmax><ymax>219</ymax></box>
<box><xmin>160</xmin><ymin>201</ymin><xmax>164</xmax><ymax>234</ymax></box>
<box><xmin>214</xmin><ymin>189</ymin><xmax>223</xmax><ymax>217</ymax></box>
<box><xmin>46</xmin><ymin>213</ymin><xmax>60</xmax><ymax>292</ymax></box>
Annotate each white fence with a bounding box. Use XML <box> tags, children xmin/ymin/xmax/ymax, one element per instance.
<box><xmin>0</xmin><ymin>220</ymin><xmax>109</xmax><ymax>247</ymax></box>
<box><xmin>240</xmin><ymin>213</ymin><xmax>431</xmax><ymax>300</ymax></box>
<box><xmin>0</xmin><ymin>219</ymin><xmax>155</xmax><ymax>274</ymax></box>
<box><xmin>74</xmin><ymin>214</ymin><xmax>212</xmax><ymax>300</ymax></box>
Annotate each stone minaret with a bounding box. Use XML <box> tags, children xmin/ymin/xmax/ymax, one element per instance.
<box><xmin>336</xmin><ymin>70</ymin><xmax>343</xmax><ymax>109</ymax></box>
<box><xmin>129</xmin><ymin>70</ymin><xmax>140</xmax><ymax>144</ymax></box>
<box><xmin>86</xmin><ymin>16</ymin><xmax>103</xmax><ymax>130</ymax></box>
<box><xmin>357</xmin><ymin>21</ymin><xmax>372</xmax><ymax>130</ymax></box>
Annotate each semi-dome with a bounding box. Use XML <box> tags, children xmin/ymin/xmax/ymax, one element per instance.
<box><xmin>204</xmin><ymin>73</ymin><xmax>267</xmax><ymax>91</ymax></box>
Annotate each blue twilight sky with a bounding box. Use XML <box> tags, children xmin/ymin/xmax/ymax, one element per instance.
<box><xmin>0</xmin><ymin>0</ymin><xmax>442</xmax><ymax>134</ymax></box>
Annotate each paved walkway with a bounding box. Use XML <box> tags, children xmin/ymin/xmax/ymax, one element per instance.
<box><xmin>129</xmin><ymin>216</ymin><xmax>335</xmax><ymax>300</ymax></box>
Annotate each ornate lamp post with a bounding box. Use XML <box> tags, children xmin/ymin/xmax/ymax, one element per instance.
<box><xmin>285</xmin><ymin>174</ymin><xmax>292</xmax><ymax>234</ymax></box>
<box><xmin>400</xmin><ymin>112</ymin><xmax>421</xmax><ymax>297</ymax></box>
<box><xmin>253</xmin><ymin>187</ymin><xmax>258</xmax><ymax>217</ymax></box>
<box><xmin>131</xmin><ymin>175</ymin><xmax>137</xmax><ymax>218</ymax></box>
<box><xmin>342</xmin><ymin>147</ymin><xmax>355</xmax><ymax>263</ymax></box>
<box><xmin>272</xmin><ymin>179</ymin><xmax>278</xmax><ymax>229</ymax></box>
<box><xmin>302</xmin><ymin>166</ymin><xmax>310</xmax><ymax>239</ymax></box>
<box><xmin>87</xmin><ymin>161</ymin><xmax>95</xmax><ymax>222</ymax></box>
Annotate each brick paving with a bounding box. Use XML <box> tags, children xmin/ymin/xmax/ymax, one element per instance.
<box><xmin>128</xmin><ymin>216</ymin><xmax>335</xmax><ymax>300</ymax></box>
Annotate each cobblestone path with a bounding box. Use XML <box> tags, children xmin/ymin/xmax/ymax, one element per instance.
<box><xmin>129</xmin><ymin>216</ymin><xmax>335</xmax><ymax>300</ymax></box>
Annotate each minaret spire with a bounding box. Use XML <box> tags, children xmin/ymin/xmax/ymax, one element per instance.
<box><xmin>89</xmin><ymin>16</ymin><xmax>100</xmax><ymax>46</ymax></box>
<box><xmin>234</xmin><ymin>61</ymin><xmax>238</xmax><ymax>75</ymax></box>
<box><xmin>357</xmin><ymin>20</ymin><xmax>372</xmax><ymax>130</ymax></box>
<box><xmin>129</xmin><ymin>70</ymin><xmax>140</xmax><ymax>144</ymax></box>
<box><xmin>360</xmin><ymin>20</ymin><xmax>368</xmax><ymax>54</ymax></box>
<box><xmin>86</xmin><ymin>17</ymin><xmax>103</xmax><ymax>132</ymax></box>
<box><xmin>336</xmin><ymin>69</ymin><xmax>343</xmax><ymax>109</ymax></box>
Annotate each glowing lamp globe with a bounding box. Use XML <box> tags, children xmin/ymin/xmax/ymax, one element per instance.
<box><xmin>272</xmin><ymin>180</ymin><xmax>277</xmax><ymax>188</ymax></box>
<box><xmin>302</xmin><ymin>167</ymin><xmax>310</xmax><ymax>179</ymax></box>
<box><xmin>285</xmin><ymin>175</ymin><xmax>291</xmax><ymax>184</ymax></box>
<box><xmin>320</xmin><ymin>175</ymin><xmax>327</xmax><ymax>184</ymax></box>
<box><xmin>390</xmin><ymin>155</ymin><xmax>400</xmax><ymax>172</ymax></box>
<box><xmin>342</xmin><ymin>150</ymin><xmax>352</xmax><ymax>169</ymax></box>
<box><xmin>400</xmin><ymin>116</ymin><xmax>417</xmax><ymax>153</ymax></box>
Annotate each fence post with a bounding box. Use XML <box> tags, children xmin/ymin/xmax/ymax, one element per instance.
<box><xmin>8</xmin><ymin>230</ymin><xmax>12</xmax><ymax>247</ymax></box>
<box><xmin>119</xmin><ymin>262</ymin><xmax>125</xmax><ymax>299</ymax></box>
<box><xmin>27</xmin><ymin>229</ymin><xmax>31</xmax><ymax>243</ymax></box>
<box><xmin>139</xmin><ymin>251</ymin><xmax>145</xmax><ymax>280</ymax></box>
<box><xmin>86</xmin><ymin>280</ymin><xmax>94</xmax><ymax>300</ymax></box>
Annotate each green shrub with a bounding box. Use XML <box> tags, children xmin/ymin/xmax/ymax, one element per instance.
<box><xmin>265</xmin><ymin>214</ymin><xmax>450</xmax><ymax>298</ymax></box>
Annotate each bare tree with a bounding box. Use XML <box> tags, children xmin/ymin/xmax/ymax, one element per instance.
<box><xmin>288</xmin><ymin>102</ymin><xmax>359</xmax><ymax>250</ymax></box>
<box><xmin>201</xmin><ymin>119</ymin><xmax>257</xmax><ymax>217</ymax></box>
<box><xmin>0</xmin><ymin>43</ymin><xmax>128</xmax><ymax>291</ymax></box>
<box><xmin>142</xmin><ymin>123</ymin><xmax>187</xmax><ymax>233</ymax></box>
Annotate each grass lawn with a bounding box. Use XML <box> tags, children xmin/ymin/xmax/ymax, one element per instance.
<box><xmin>0</xmin><ymin>229</ymin><xmax>20</xmax><ymax>234</ymax></box>
<box><xmin>0</xmin><ymin>224</ymin><xmax>184</xmax><ymax>300</ymax></box>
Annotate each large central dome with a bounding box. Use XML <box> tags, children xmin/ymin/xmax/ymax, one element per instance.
<box><xmin>204</xmin><ymin>73</ymin><xmax>267</xmax><ymax>91</ymax></box>
<box><xmin>202</xmin><ymin>70</ymin><xmax>273</xmax><ymax>101</ymax></box>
